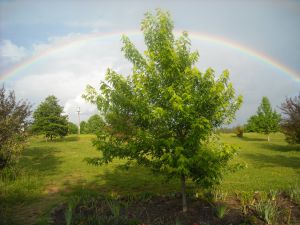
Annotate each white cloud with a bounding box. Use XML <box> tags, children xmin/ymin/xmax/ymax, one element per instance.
<box><xmin>0</xmin><ymin>40</ymin><xmax>27</xmax><ymax>63</ymax></box>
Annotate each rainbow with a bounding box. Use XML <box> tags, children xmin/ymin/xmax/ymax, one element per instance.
<box><xmin>1</xmin><ymin>29</ymin><xmax>300</xmax><ymax>83</ymax></box>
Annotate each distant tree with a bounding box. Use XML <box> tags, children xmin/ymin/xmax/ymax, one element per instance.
<box><xmin>85</xmin><ymin>114</ymin><xmax>105</xmax><ymax>134</ymax></box>
<box><xmin>32</xmin><ymin>96</ymin><xmax>68</xmax><ymax>140</ymax></box>
<box><xmin>246</xmin><ymin>97</ymin><xmax>281</xmax><ymax>141</ymax></box>
<box><xmin>280</xmin><ymin>94</ymin><xmax>300</xmax><ymax>144</ymax></box>
<box><xmin>84</xmin><ymin>10</ymin><xmax>242</xmax><ymax>212</ymax></box>
<box><xmin>68</xmin><ymin>122</ymin><xmax>78</xmax><ymax>134</ymax></box>
<box><xmin>244</xmin><ymin>116</ymin><xmax>257</xmax><ymax>132</ymax></box>
<box><xmin>0</xmin><ymin>86</ymin><xmax>31</xmax><ymax>169</ymax></box>
<box><xmin>80</xmin><ymin>121</ymin><xmax>87</xmax><ymax>134</ymax></box>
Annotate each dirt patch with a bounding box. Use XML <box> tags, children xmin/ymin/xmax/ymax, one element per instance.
<box><xmin>50</xmin><ymin>192</ymin><xmax>300</xmax><ymax>225</ymax></box>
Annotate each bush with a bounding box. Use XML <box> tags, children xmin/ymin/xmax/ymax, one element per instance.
<box><xmin>280</xmin><ymin>94</ymin><xmax>300</xmax><ymax>144</ymax></box>
<box><xmin>235</xmin><ymin>126</ymin><xmax>244</xmax><ymax>138</ymax></box>
<box><xmin>0</xmin><ymin>86</ymin><xmax>31</xmax><ymax>169</ymax></box>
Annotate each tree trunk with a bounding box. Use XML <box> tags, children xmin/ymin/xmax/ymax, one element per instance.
<box><xmin>181</xmin><ymin>175</ymin><xmax>187</xmax><ymax>212</ymax></box>
<box><xmin>267</xmin><ymin>134</ymin><xmax>270</xmax><ymax>142</ymax></box>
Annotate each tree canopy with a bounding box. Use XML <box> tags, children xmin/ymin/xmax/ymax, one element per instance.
<box><xmin>84</xmin><ymin>9</ymin><xmax>242</xmax><ymax>212</ymax></box>
<box><xmin>32</xmin><ymin>95</ymin><xmax>68</xmax><ymax>140</ymax></box>
<box><xmin>280</xmin><ymin>93</ymin><xmax>300</xmax><ymax>144</ymax></box>
<box><xmin>246</xmin><ymin>97</ymin><xmax>281</xmax><ymax>141</ymax></box>
<box><xmin>0</xmin><ymin>86</ymin><xmax>31</xmax><ymax>169</ymax></box>
<box><xmin>85</xmin><ymin>114</ymin><xmax>105</xmax><ymax>134</ymax></box>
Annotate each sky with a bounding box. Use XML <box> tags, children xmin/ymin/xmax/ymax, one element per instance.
<box><xmin>0</xmin><ymin>0</ymin><xmax>299</xmax><ymax>126</ymax></box>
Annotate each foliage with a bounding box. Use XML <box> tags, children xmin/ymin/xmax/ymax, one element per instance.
<box><xmin>0</xmin><ymin>86</ymin><xmax>31</xmax><ymax>169</ymax></box>
<box><xmin>80</xmin><ymin>121</ymin><xmax>87</xmax><ymax>134</ymax></box>
<box><xmin>280</xmin><ymin>93</ymin><xmax>300</xmax><ymax>144</ymax></box>
<box><xmin>254</xmin><ymin>199</ymin><xmax>278</xmax><ymax>224</ymax></box>
<box><xmin>214</xmin><ymin>203</ymin><xmax>229</xmax><ymax>219</ymax></box>
<box><xmin>68</xmin><ymin>122</ymin><xmax>78</xmax><ymax>134</ymax></box>
<box><xmin>84</xmin><ymin>9</ymin><xmax>242</xmax><ymax>212</ymax></box>
<box><xmin>235</xmin><ymin>126</ymin><xmax>244</xmax><ymax>138</ymax></box>
<box><xmin>85</xmin><ymin>114</ymin><xmax>105</xmax><ymax>134</ymax></box>
<box><xmin>236</xmin><ymin>191</ymin><xmax>255</xmax><ymax>215</ymax></box>
<box><xmin>31</xmin><ymin>95</ymin><xmax>68</xmax><ymax>140</ymax></box>
<box><xmin>245</xmin><ymin>97</ymin><xmax>281</xmax><ymax>141</ymax></box>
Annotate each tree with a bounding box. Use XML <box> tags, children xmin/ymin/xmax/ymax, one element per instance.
<box><xmin>85</xmin><ymin>114</ymin><xmax>105</xmax><ymax>134</ymax></box>
<box><xmin>246</xmin><ymin>97</ymin><xmax>281</xmax><ymax>141</ymax></box>
<box><xmin>84</xmin><ymin>9</ymin><xmax>242</xmax><ymax>212</ymax></box>
<box><xmin>0</xmin><ymin>86</ymin><xmax>31</xmax><ymax>169</ymax></box>
<box><xmin>280</xmin><ymin>94</ymin><xmax>300</xmax><ymax>144</ymax></box>
<box><xmin>32</xmin><ymin>95</ymin><xmax>68</xmax><ymax>140</ymax></box>
<box><xmin>68</xmin><ymin>122</ymin><xmax>78</xmax><ymax>134</ymax></box>
<box><xmin>80</xmin><ymin>121</ymin><xmax>87</xmax><ymax>134</ymax></box>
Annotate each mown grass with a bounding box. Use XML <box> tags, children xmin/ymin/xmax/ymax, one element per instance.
<box><xmin>0</xmin><ymin>133</ymin><xmax>299</xmax><ymax>225</ymax></box>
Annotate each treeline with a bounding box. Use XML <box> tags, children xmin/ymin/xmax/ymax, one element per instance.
<box><xmin>220</xmin><ymin>96</ymin><xmax>300</xmax><ymax>143</ymax></box>
<box><xmin>68</xmin><ymin>114</ymin><xmax>105</xmax><ymax>135</ymax></box>
<box><xmin>1</xmin><ymin>87</ymin><xmax>299</xmax><ymax>171</ymax></box>
<box><xmin>0</xmin><ymin>89</ymin><xmax>104</xmax><ymax>169</ymax></box>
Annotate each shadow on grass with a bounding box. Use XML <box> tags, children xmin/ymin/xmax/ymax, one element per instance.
<box><xmin>238</xmin><ymin>136</ymin><xmax>267</xmax><ymax>142</ymax></box>
<box><xmin>63</xmin><ymin>164</ymin><xmax>180</xmax><ymax>196</ymax></box>
<box><xmin>20</xmin><ymin>146</ymin><xmax>62</xmax><ymax>175</ymax></box>
<box><xmin>243</xmin><ymin>153</ymin><xmax>300</xmax><ymax>169</ymax></box>
<box><xmin>260</xmin><ymin>143</ymin><xmax>300</xmax><ymax>152</ymax></box>
<box><xmin>52</xmin><ymin>136</ymin><xmax>79</xmax><ymax>142</ymax></box>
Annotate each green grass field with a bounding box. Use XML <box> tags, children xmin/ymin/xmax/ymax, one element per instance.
<box><xmin>1</xmin><ymin>133</ymin><xmax>300</xmax><ymax>225</ymax></box>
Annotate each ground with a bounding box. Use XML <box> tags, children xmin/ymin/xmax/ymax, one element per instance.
<box><xmin>0</xmin><ymin>133</ymin><xmax>299</xmax><ymax>224</ymax></box>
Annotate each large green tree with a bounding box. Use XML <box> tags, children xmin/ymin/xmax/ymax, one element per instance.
<box><xmin>246</xmin><ymin>97</ymin><xmax>281</xmax><ymax>141</ymax></box>
<box><xmin>32</xmin><ymin>96</ymin><xmax>68</xmax><ymax>140</ymax></box>
<box><xmin>0</xmin><ymin>86</ymin><xmax>31</xmax><ymax>169</ymax></box>
<box><xmin>84</xmin><ymin>10</ymin><xmax>242</xmax><ymax>212</ymax></box>
<box><xmin>280</xmin><ymin>94</ymin><xmax>300</xmax><ymax>144</ymax></box>
<box><xmin>85</xmin><ymin>114</ymin><xmax>105</xmax><ymax>134</ymax></box>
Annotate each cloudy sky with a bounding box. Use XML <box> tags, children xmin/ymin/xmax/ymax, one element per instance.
<box><xmin>0</xmin><ymin>0</ymin><xmax>299</xmax><ymax>126</ymax></box>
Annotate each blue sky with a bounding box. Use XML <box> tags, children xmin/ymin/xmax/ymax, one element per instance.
<box><xmin>0</xmin><ymin>0</ymin><xmax>299</xmax><ymax>125</ymax></box>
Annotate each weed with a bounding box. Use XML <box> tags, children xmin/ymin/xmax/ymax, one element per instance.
<box><xmin>213</xmin><ymin>189</ymin><xmax>228</xmax><ymax>202</ymax></box>
<box><xmin>214</xmin><ymin>203</ymin><xmax>229</xmax><ymax>219</ymax></box>
<box><xmin>65</xmin><ymin>196</ymin><xmax>80</xmax><ymax>225</ymax></box>
<box><xmin>268</xmin><ymin>189</ymin><xmax>278</xmax><ymax>201</ymax></box>
<box><xmin>65</xmin><ymin>203</ymin><xmax>73</xmax><ymax>225</ymax></box>
<box><xmin>285</xmin><ymin>186</ymin><xmax>300</xmax><ymax>204</ymax></box>
<box><xmin>254</xmin><ymin>199</ymin><xmax>278</xmax><ymax>224</ymax></box>
<box><xmin>237</xmin><ymin>191</ymin><xmax>255</xmax><ymax>215</ymax></box>
<box><xmin>175</xmin><ymin>218</ymin><xmax>181</xmax><ymax>225</ymax></box>
<box><xmin>106</xmin><ymin>199</ymin><xmax>121</xmax><ymax>217</ymax></box>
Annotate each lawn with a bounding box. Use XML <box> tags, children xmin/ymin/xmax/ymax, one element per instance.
<box><xmin>1</xmin><ymin>133</ymin><xmax>299</xmax><ymax>225</ymax></box>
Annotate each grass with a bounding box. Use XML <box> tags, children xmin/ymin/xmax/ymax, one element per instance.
<box><xmin>1</xmin><ymin>132</ymin><xmax>300</xmax><ymax>224</ymax></box>
<box><xmin>220</xmin><ymin>133</ymin><xmax>300</xmax><ymax>192</ymax></box>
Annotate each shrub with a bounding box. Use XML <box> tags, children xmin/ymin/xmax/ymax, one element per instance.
<box><xmin>280</xmin><ymin>94</ymin><xmax>300</xmax><ymax>144</ymax></box>
<box><xmin>0</xmin><ymin>86</ymin><xmax>31</xmax><ymax>169</ymax></box>
<box><xmin>235</xmin><ymin>126</ymin><xmax>244</xmax><ymax>138</ymax></box>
